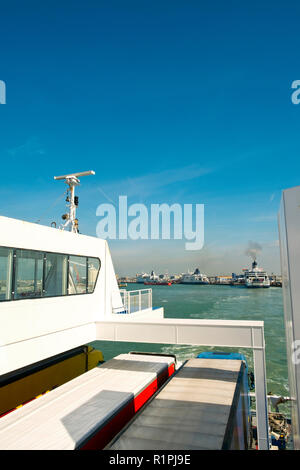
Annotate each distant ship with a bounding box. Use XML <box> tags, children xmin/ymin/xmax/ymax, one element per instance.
<box><xmin>143</xmin><ymin>271</ymin><xmax>172</xmax><ymax>286</ymax></box>
<box><xmin>144</xmin><ymin>281</ymin><xmax>172</xmax><ymax>286</ymax></box>
<box><xmin>136</xmin><ymin>273</ymin><xmax>150</xmax><ymax>283</ymax></box>
<box><xmin>180</xmin><ymin>268</ymin><xmax>209</xmax><ymax>285</ymax></box>
<box><xmin>244</xmin><ymin>260</ymin><xmax>270</xmax><ymax>288</ymax></box>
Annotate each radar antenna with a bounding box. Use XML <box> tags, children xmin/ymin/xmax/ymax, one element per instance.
<box><xmin>54</xmin><ymin>170</ymin><xmax>95</xmax><ymax>233</ymax></box>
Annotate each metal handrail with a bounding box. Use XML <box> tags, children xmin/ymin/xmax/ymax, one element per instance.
<box><xmin>118</xmin><ymin>288</ymin><xmax>152</xmax><ymax>314</ymax></box>
<box><xmin>116</xmin><ymin>289</ymin><xmax>152</xmax><ymax>314</ymax></box>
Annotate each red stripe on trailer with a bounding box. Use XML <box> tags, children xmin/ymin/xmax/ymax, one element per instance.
<box><xmin>80</xmin><ymin>364</ymin><xmax>175</xmax><ymax>450</ymax></box>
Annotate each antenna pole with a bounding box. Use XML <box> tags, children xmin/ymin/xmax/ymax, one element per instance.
<box><xmin>54</xmin><ymin>171</ymin><xmax>95</xmax><ymax>233</ymax></box>
<box><xmin>65</xmin><ymin>175</ymin><xmax>79</xmax><ymax>233</ymax></box>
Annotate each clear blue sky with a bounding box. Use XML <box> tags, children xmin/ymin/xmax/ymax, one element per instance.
<box><xmin>1</xmin><ymin>1</ymin><xmax>300</xmax><ymax>275</ymax></box>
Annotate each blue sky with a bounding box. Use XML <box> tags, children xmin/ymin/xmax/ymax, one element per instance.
<box><xmin>1</xmin><ymin>1</ymin><xmax>300</xmax><ymax>275</ymax></box>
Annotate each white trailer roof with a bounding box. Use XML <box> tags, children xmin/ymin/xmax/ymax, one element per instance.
<box><xmin>0</xmin><ymin>353</ymin><xmax>175</xmax><ymax>450</ymax></box>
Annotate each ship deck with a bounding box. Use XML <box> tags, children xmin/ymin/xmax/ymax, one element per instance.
<box><xmin>106</xmin><ymin>358</ymin><xmax>244</xmax><ymax>450</ymax></box>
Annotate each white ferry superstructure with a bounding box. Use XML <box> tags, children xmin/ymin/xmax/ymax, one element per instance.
<box><xmin>244</xmin><ymin>260</ymin><xmax>271</xmax><ymax>288</ymax></box>
<box><xmin>180</xmin><ymin>268</ymin><xmax>209</xmax><ymax>284</ymax></box>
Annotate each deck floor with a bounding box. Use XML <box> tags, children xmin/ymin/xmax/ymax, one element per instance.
<box><xmin>107</xmin><ymin>358</ymin><xmax>242</xmax><ymax>450</ymax></box>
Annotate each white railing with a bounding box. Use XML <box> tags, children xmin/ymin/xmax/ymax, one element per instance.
<box><xmin>117</xmin><ymin>288</ymin><xmax>152</xmax><ymax>314</ymax></box>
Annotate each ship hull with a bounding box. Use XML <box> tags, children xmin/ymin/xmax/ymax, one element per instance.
<box><xmin>144</xmin><ymin>282</ymin><xmax>172</xmax><ymax>286</ymax></box>
<box><xmin>246</xmin><ymin>285</ymin><xmax>270</xmax><ymax>288</ymax></box>
<box><xmin>180</xmin><ymin>281</ymin><xmax>209</xmax><ymax>285</ymax></box>
<box><xmin>245</xmin><ymin>282</ymin><xmax>270</xmax><ymax>288</ymax></box>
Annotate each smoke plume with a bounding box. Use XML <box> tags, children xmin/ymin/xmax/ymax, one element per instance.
<box><xmin>245</xmin><ymin>241</ymin><xmax>262</xmax><ymax>261</ymax></box>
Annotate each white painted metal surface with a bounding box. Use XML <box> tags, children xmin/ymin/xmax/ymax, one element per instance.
<box><xmin>278</xmin><ymin>185</ymin><xmax>300</xmax><ymax>449</ymax></box>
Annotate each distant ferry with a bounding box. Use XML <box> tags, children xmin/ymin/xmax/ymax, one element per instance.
<box><xmin>180</xmin><ymin>268</ymin><xmax>209</xmax><ymax>285</ymax></box>
<box><xmin>244</xmin><ymin>260</ymin><xmax>270</xmax><ymax>288</ymax></box>
<box><xmin>143</xmin><ymin>271</ymin><xmax>172</xmax><ymax>286</ymax></box>
<box><xmin>136</xmin><ymin>273</ymin><xmax>150</xmax><ymax>283</ymax></box>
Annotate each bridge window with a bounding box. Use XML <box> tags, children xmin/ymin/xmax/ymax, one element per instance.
<box><xmin>0</xmin><ymin>246</ymin><xmax>101</xmax><ymax>302</ymax></box>
<box><xmin>69</xmin><ymin>256</ymin><xmax>87</xmax><ymax>294</ymax></box>
<box><xmin>88</xmin><ymin>258</ymin><xmax>100</xmax><ymax>293</ymax></box>
<box><xmin>0</xmin><ymin>247</ymin><xmax>13</xmax><ymax>301</ymax></box>
<box><xmin>14</xmin><ymin>250</ymin><xmax>44</xmax><ymax>299</ymax></box>
<box><xmin>44</xmin><ymin>253</ymin><xmax>68</xmax><ymax>297</ymax></box>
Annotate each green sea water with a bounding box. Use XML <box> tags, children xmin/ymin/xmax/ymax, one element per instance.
<box><xmin>90</xmin><ymin>283</ymin><xmax>288</xmax><ymax>402</ymax></box>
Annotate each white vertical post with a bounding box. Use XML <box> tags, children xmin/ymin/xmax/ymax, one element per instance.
<box><xmin>279</xmin><ymin>186</ymin><xmax>300</xmax><ymax>448</ymax></box>
<box><xmin>54</xmin><ymin>171</ymin><xmax>95</xmax><ymax>233</ymax></box>
<box><xmin>6</xmin><ymin>249</ymin><xmax>13</xmax><ymax>300</ymax></box>
<box><xmin>139</xmin><ymin>290</ymin><xmax>141</xmax><ymax>311</ymax></box>
<box><xmin>128</xmin><ymin>291</ymin><xmax>131</xmax><ymax>314</ymax></box>
<box><xmin>253</xmin><ymin>347</ymin><xmax>270</xmax><ymax>450</ymax></box>
<box><xmin>69</xmin><ymin>184</ymin><xmax>76</xmax><ymax>233</ymax></box>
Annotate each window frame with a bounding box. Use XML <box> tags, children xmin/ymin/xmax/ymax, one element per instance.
<box><xmin>13</xmin><ymin>248</ymin><xmax>44</xmax><ymax>300</ymax></box>
<box><xmin>0</xmin><ymin>246</ymin><xmax>14</xmax><ymax>301</ymax></box>
<box><xmin>68</xmin><ymin>255</ymin><xmax>88</xmax><ymax>296</ymax></box>
<box><xmin>0</xmin><ymin>245</ymin><xmax>101</xmax><ymax>303</ymax></box>
<box><xmin>43</xmin><ymin>252</ymin><xmax>69</xmax><ymax>298</ymax></box>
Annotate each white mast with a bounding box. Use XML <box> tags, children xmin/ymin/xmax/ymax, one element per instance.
<box><xmin>54</xmin><ymin>170</ymin><xmax>95</xmax><ymax>233</ymax></box>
